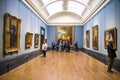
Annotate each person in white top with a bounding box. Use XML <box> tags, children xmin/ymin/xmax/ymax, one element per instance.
<box><xmin>42</xmin><ymin>41</ymin><xmax>47</xmax><ymax>57</ymax></box>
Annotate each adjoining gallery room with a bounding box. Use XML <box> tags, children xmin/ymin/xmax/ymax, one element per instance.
<box><xmin>0</xmin><ymin>0</ymin><xmax>120</xmax><ymax>80</ymax></box>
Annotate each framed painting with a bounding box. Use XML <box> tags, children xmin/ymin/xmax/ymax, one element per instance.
<box><xmin>25</xmin><ymin>32</ymin><xmax>33</xmax><ymax>48</ymax></box>
<box><xmin>104</xmin><ymin>27</ymin><xmax>117</xmax><ymax>49</ymax></box>
<box><xmin>92</xmin><ymin>25</ymin><xmax>98</xmax><ymax>50</ymax></box>
<box><xmin>86</xmin><ymin>30</ymin><xmax>90</xmax><ymax>48</ymax></box>
<box><xmin>34</xmin><ymin>33</ymin><xmax>40</xmax><ymax>48</ymax></box>
<box><xmin>56</xmin><ymin>26</ymin><xmax>74</xmax><ymax>47</ymax></box>
<box><xmin>4</xmin><ymin>13</ymin><xmax>21</xmax><ymax>53</ymax></box>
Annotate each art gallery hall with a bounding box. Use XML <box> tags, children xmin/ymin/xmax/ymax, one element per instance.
<box><xmin>0</xmin><ymin>0</ymin><xmax>120</xmax><ymax>80</ymax></box>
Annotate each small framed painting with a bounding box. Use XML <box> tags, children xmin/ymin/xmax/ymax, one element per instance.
<box><xmin>25</xmin><ymin>32</ymin><xmax>33</xmax><ymax>48</ymax></box>
<box><xmin>34</xmin><ymin>33</ymin><xmax>40</xmax><ymax>48</ymax></box>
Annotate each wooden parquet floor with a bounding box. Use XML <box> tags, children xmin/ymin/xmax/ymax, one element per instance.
<box><xmin>0</xmin><ymin>50</ymin><xmax>120</xmax><ymax>80</ymax></box>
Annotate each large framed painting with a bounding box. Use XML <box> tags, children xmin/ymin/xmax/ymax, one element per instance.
<box><xmin>25</xmin><ymin>32</ymin><xmax>33</xmax><ymax>48</ymax></box>
<box><xmin>34</xmin><ymin>33</ymin><xmax>40</xmax><ymax>48</ymax></box>
<box><xmin>86</xmin><ymin>30</ymin><xmax>90</xmax><ymax>48</ymax></box>
<box><xmin>104</xmin><ymin>27</ymin><xmax>117</xmax><ymax>49</ymax></box>
<box><xmin>4</xmin><ymin>13</ymin><xmax>21</xmax><ymax>53</ymax></box>
<box><xmin>56</xmin><ymin>26</ymin><xmax>74</xmax><ymax>46</ymax></box>
<box><xmin>92</xmin><ymin>25</ymin><xmax>98</xmax><ymax>50</ymax></box>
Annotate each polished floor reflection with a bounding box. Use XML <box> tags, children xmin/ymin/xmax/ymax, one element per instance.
<box><xmin>0</xmin><ymin>50</ymin><xmax>120</xmax><ymax>80</ymax></box>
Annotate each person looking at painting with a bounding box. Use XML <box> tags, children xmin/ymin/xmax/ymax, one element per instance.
<box><xmin>107</xmin><ymin>38</ymin><xmax>117</xmax><ymax>73</ymax></box>
<box><xmin>61</xmin><ymin>41</ymin><xmax>64</xmax><ymax>52</ymax></box>
<box><xmin>55</xmin><ymin>40</ymin><xmax>59</xmax><ymax>51</ymax></box>
<box><xmin>42</xmin><ymin>41</ymin><xmax>48</xmax><ymax>57</ymax></box>
<box><xmin>51</xmin><ymin>41</ymin><xmax>55</xmax><ymax>50</ymax></box>
<box><xmin>74</xmin><ymin>41</ymin><xmax>78</xmax><ymax>52</ymax></box>
<box><xmin>66</xmin><ymin>41</ymin><xmax>70</xmax><ymax>52</ymax></box>
<box><xmin>10</xmin><ymin>19</ymin><xmax>17</xmax><ymax>48</ymax></box>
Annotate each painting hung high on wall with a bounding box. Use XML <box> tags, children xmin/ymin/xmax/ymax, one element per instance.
<box><xmin>56</xmin><ymin>26</ymin><xmax>74</xmax><ymax>46</ymax></box>
<box><xmin>34</xmin><ymin>33</ymin><xmax>40</xmax><ymax>48</ymax></box>
<box><xmin>25</xmin><ymin>32</ymin><xmax>33</xmax><ymax>48</ymax></box>
<box><xmin>92</xmin><ymin>25</ymin><xmax>98</xmax><ymax>50</ymax></box>
<box><xmin>104</xmin><ymin>27</ymin><xmax>117</xmax><ymax>49</ymax></box>
<box><xmin>86</xmin><ymin>30</ymin><xmax>90</xmax><ymax>48</ymax></box>
<box><xmin>4</xmin><ymin>13</ymin><xmax>21</xmax><ymax>53</ymax></box>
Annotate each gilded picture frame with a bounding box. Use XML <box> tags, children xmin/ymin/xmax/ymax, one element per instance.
<box><xmin>104</xmin><ymin>27</ymin><xmax>117</xmax><ymax>49</ymax></box>
<box><xmin>92</xmin><ymin>25</ymin><xmax>98</xmax><ymax>50</ymax></box>
<box><xmin>34</xmin><ymin>33</ymin><xmax>40</xmax><ymax>48</ymax></box>
<box><xmin>56</xmin><ymin>26</ymin><xmax>74</xmax><ymax>47</ymax></box>
<box><xmin>4</xmin><ymin>13</ymin><xmax>21</xmax><ymax>53</ymax></box>
<box><xmin>25</xmin><ymin>32</ymin><xmax>33</xmax><ymax>48</ymax></box>
<box><xmin>86</xmin><ymin>30</ymin><xmax>90</xmax><ymax>48</ymax></box>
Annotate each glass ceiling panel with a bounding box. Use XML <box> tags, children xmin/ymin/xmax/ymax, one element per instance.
<box><xmin>41</xmin><ymin>0</ymin><xmax>50</xmax><ymax>4</ymax></box>
<box><xmin>68</xmin><ymin>1</ymin><xmax>85</xmax><ymax>15</ymax></box>
<box><xmin>46</xmin><ymin>1</ymin><xmax>63</xmax><ymax>16</ymax></box>
<box><xmin>82</xmin><ymin>0</ymin><xmax>91</xmax><ymax>4</ymax></box>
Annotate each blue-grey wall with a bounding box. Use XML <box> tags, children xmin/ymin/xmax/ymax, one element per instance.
<box><xmin>74</xmin><ymin>26</ymin><xmax>83</xmax><ymax>48</ymax></box>
<box><xmin>83</xmin><ymin>0</ymin><xmax>120</xmax><ymax>59</ymax></box>
<box><xmin>47</xmin><ymin>26</ymin><xmax>56</xmax><ymax>48</ymax></box>
<box><xmin>47</xmin><ymin>26</ymin><xmax>83</xmax><ymax>48</ymax></box>
<box><xmin>0</xmin><ymin>0</ymin><xmax>47</xmax><ymax>59</ymax></box>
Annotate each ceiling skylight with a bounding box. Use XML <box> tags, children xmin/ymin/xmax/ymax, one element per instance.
<box><xmin>80</xmin><ymin>0</ymin><xmax>91</xmax><ymax>4</ymax></box>
<box><xmin>22</xmin><ymin>0</ymin><xmax>110</xmax><ymax>25</ymax></box>
<box><xmin>46</xmin><ymin>1</ymin><xmax>63</xmax><ymax>16</ymax></box>
<box><xmin>41</xmin><ymin>0</ymin><xmax>50</xmax><ymax>4</ymax></box>
<box><xmin>68</xmin><ymin>1</ymin><xmax>85</xmax><ymax>15</ymax></box>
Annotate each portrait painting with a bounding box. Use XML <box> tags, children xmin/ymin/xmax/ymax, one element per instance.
<box><xmin>25</xmin><ymin>32</ymin><xmax>33</xmax><ymax>48</ymax></box>
<box><xmin>86</xmin><ymin>30</ymin><xmax>90</xmax><ymax>48</ymax></box>
<box><xmin>34</xmin><ymin>33</ymin><xmax>40</xmax><ymax>48</ymax></box>
<box><xmin>92</xmin><ymin>25</ymin><xmax>98</xmax><ymax>50</ymax></box>
<box><xmin>104</xmin><ymin>27</ymin><xmax>117</xmax><ymax>49</ymax></box>
<box><xmin>4</xmin><ymin>13</ymin><xmax>21</xmax><ymax>53</ymax></box>
<box><xmin>56</xmin><ymin>26</ymin><xmax>74</xmax><ymax>46</ymax></box>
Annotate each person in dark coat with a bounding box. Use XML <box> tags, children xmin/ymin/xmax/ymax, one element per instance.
<box><xmin>107</xmin><ymin>39</ymin><xmax>117</xmax><ymax>73</ymax></box>
<box><xmin>55</xmin><ymin>41</ymin><xmax>59</xmax><ymax>51</ymax></box>
<box><xmin>66</xmin><ymin>41</ymin><xmax>70</xmax><ymax>52</ymax></box>
<box><xmin>51</xmin><ymin>41</ymin><xmax>55</xmax><ymax>50</ymax></box>
<box><xmin>74</xmin><ymin>41</ymin><xmax>78</xmax><ymax>52</ymax></box>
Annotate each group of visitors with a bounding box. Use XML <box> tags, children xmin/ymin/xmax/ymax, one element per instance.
<box><xmin>51</xmin><ymin>40</ymin><xmax>71</xmax><ymax>52</ymax></box>
<box><xmin>51</xmin><ymin>40</ymin><xmax>78</xmax><ymax>52</ymax></box>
